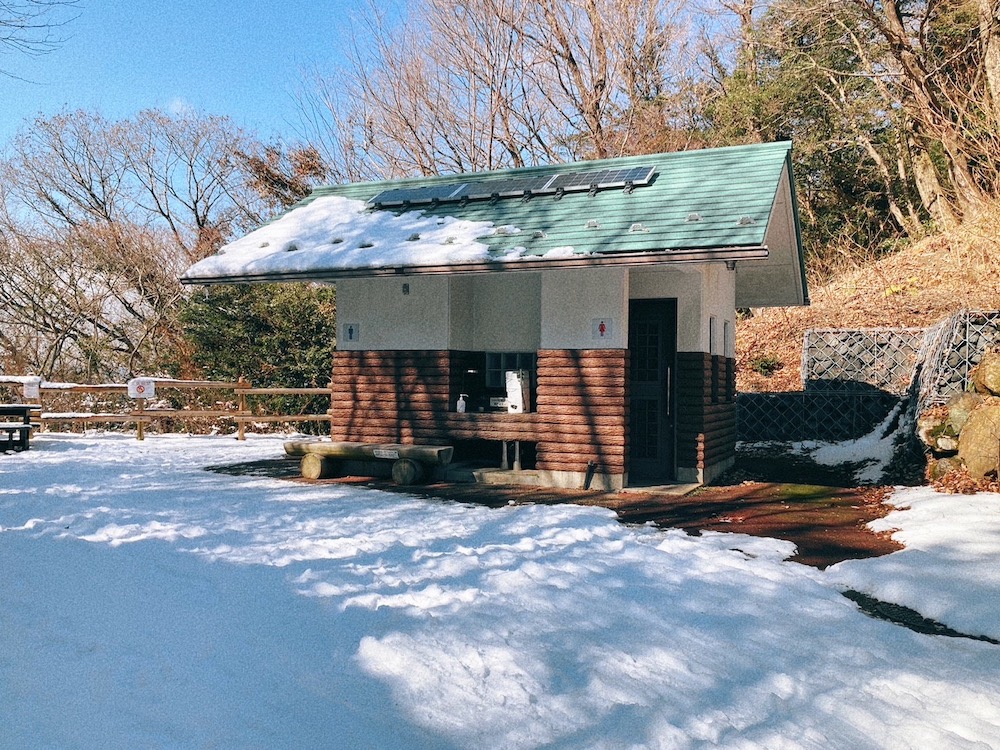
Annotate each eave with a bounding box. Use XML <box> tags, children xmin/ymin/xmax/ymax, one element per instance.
<box><xmin>179</xmin><ymin>245</ymin><xmax>769</xmax><ymax>286</ymax></box>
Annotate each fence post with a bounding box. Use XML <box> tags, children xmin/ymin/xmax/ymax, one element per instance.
<box><xmin>137</xmin><ymin>397</ymin><xmax>145</xmax><ymax>441</ymax></box>
<box><xmin>237</xmin><ymin>377</ymin><xmax>248</xmax><ymax>441</ymax></box>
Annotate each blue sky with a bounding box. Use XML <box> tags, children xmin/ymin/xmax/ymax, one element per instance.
<box><xmin>0</xmin><ymin>0</ymin><xmax>386</xmax><ymax>147</ymax></box>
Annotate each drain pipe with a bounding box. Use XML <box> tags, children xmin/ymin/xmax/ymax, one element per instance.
<box><xmin>583</xmin><ymin>460</ymin><xmax>597</xmax><ymax>490</ymax></box>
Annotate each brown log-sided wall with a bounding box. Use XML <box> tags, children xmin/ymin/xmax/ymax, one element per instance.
<box><xmin>330</xmin><ymin>349</ymin><xmax>627</xmax><ymax>478</ymax></box>
<box><xmin>534</xmin><ymin>349</ymin><xmax>627</xmax><ymax>477</ymax></box>
<box><xmin>330</xmin><ymin>348</ymin><xmax>735</xmax><ymax>484</ymax></box>
<box><xmin>675</xmin><ymin>351</ymin><xmax>737</xmax><ymax>480</ymax></box>
<box><xmin>329</xmin><ymin>351</ymin><xmax>453</xmax><ymax>444</ymax></box>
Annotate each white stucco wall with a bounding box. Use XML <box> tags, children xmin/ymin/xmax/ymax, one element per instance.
<box><xmin>629</xmin><ymin>263</ymin><xmax>735</xmax><ymax>353</ymax></box>
<box><xmin>450</xmin><ymin>274</ymin><xmax>541</xmax><ymax>351</ymax></box>
<box><xmin>338</xmin><ymin>273</ymin><xmax>542</xmax><ymax>352</ymax></box>
<box><xmin>336</xmin><ymin>276</ymin><xmax>452</xmax><ymax>350</ymax></box>
<box><xmin>337</xmin><ymin>262</ymin><xmax>735</xmax><ymax>355</ymax></box>
<box><xmin>735</xmin><ymin>163</ymin><xmax>807</xmax><ymax>307</ymax></box>
<box><xmin>448</xmin><ymin>276</ymin><xmax>475</xmax><ymax>350</ymax></box>
<box><xmin>702</xmin><ymin>263</ymin><xmax>737</xmax><ymax>355</ymax></box>
<box><xmin>540</xmin><ymin>267</ymin><xmax>628</xmax><ymax>349</ymax></box>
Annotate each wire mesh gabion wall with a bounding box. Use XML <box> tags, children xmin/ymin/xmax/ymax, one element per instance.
<box><xmin>736</xmin><ymin>390</ymin><xmax>904</xmax><ymax>442</ymax></box>
<box><xmin>737</xmin><ymin>311</ymin><xmax>1000</xmax><ymax>443</ymax></box>
<box><xmin>916</xmin><ymin>311</ymin><xmax>1000</xmax><ymax>411</ymax></box>
<box><xmin>801</xmin><ymin>328</ymin><xmax>926</xmax><ymax>395</ymax></box>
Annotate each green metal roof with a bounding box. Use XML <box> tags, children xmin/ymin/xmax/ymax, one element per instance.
<box><xmin>182</xmin><ymin>141</ymin><xmax>807</xmax><ymax>305</ymax></box>
<box><xmin>310</xmin><ymin>141</ymin><xmax>792</xmax><ymax>258</ymax></box>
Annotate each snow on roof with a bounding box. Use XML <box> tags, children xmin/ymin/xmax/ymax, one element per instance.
<box><xmin>182</xmin><ymin>195</ymin><xmax>543</xmax><ymax>283</ymax></box>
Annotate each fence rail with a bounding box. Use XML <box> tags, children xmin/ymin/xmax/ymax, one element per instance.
<box><xmin>0</xmin><ymin>377</ymin><xmax>333</xmax><ymax>440</ymax></box>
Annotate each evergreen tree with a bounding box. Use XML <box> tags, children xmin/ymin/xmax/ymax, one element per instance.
<box><xmin>179</xmin><ymin>283</ymin><xmax>337</xmax><ymax>427</ymax></box>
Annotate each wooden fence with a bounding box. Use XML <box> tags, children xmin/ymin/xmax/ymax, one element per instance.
<box><xmin>0</xmin><ymin>377</ymin><xmax>334</xmax><ymax>440</ymax></box>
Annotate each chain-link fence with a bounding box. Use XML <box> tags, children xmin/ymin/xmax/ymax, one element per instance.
<box><xmin>737</xmin><ymin>390</ymin><xmax>904</xmax><ymax>442</ymax></box>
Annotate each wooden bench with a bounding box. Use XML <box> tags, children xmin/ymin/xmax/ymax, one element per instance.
<box><xmin>0</xmin><ymin>404</ymin><xmax>34</xmax><ymax>452</ymax></box>
<box><xmin>284</xmin><ymin>440</ymin><xmax>454</xmax><ymax>485</ymax></box>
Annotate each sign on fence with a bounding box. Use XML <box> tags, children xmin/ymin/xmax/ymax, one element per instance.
<box><xmin>127</xmin><ymin>378</ymin><xmax>156</xmax><ymax>399</ymax></box>
<box><xmin>22</xmin><ymin>376</ymin><xmax>42</xmax><ymax>400</ymax></box>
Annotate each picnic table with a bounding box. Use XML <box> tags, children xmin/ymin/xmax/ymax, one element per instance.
<box><xmin>0</xmin><ymin>404</ymin><xmax>34</xmax><ymax>452</ymax></box>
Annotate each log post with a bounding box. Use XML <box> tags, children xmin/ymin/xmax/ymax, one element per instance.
<box><xmin>327</xmin><ymin>381</ymin><xmax>335</xmax><ymax>438</ymax></box>
<box><xmin>301</xmin><ymin>453</ymin><xmax>337</xmax><ymax>480</ymax></box>
<box><xmin>391</xmin><ymin>458</ymin><xmax>424</xmax><ymax>485</ymax></box>
<box><xmin>137</xmin><ymin>397</ymin><xmax>145</xmax><ymax>441</ymax></box>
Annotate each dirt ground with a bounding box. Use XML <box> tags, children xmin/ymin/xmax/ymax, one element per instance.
<box><xmin>346</xmin><ymin>477</ymin><xmax>900</xmax><ymax>569</ymax></box>
<box><xmin>217</xmin><ymin>451</ymin><xmax>903</xmax><ymax>570</ymax></box>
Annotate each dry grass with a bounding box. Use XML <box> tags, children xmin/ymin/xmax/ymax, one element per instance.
<box><xmin>738</xmin><ymin>202</ymin><xmax>1000</xmax><ymax>392</ymax></box>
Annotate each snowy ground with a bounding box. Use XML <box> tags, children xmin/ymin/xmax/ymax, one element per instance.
<box><xmin>2</xmin><ymin>434</ymin><xmax>999</xmax><ymax>749</ymax></box>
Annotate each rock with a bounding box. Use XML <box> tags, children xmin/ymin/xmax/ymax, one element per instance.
<box><xmin>958</xmin><ymin>402</ymin><xmax>1000</xmax><ymax>478</ymax></box>
<box><xmin>970</xmin><ymin>351</ymin><xmax>1000</xmax><ymax>396</ymax></box>
<box><xmin>936</xmin><ymin>435</ymin><xmax>959</xmax><ymax>454</ymax></box>
<box><xmin>927</xmin><ymin>456</ymin><xmax>962</xmax><ymax>480</ymax></box>
<box><xmin>917</xmin><ymin>411</ymin><xmax>947</xmax><ymax>449</ymax></box>
<box><xmin>916</xmin><ymin>406</ymin><xmax>965</xmax><ymax>455</ymax></box>
<box><xmin>947</xmin><ymin>392</ymin><xmax>984</xmax><ymax>433</ymax></box>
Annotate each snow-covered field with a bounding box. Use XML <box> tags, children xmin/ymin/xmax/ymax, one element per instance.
<box><xmin>2</xmin><ymin>434</ymin><xmax>999</xmax><ymax>749</ymax></box>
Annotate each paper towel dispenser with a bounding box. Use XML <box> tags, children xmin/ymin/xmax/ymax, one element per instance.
<box><xmin>505</xmin><ymin>370</ymin><xmax>530</xmax><ymax>414</ymax></box>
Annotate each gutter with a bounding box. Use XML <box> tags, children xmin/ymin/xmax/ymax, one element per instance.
<box><xmin>180</xmin><ymin>246</ymin><xmax>770</xmax><ymax>286</ymax></box>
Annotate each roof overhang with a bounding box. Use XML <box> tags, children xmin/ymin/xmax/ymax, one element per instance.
<box><xmin>180</xmin><ymin>245</ymin><xmax>769</xmax><ymax>286</ymax></box>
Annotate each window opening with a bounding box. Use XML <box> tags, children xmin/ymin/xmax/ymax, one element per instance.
<box><xmin>485</xmin><ymin>352</ymin><xmax>536</xmax><ymax>411</ymax></box>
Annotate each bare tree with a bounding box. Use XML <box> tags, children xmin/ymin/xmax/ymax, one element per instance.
<box><xmin>767</xmin><ymin>0</ymin><xmax>1000</xmax><ymax>225</ymax></box>
<box><xmin>299</xmin><ymin>0</ymin><xmax>695</xmax><ymax>177</ymax></box>
<box><xmin>0</xmin><ymin>109</ymin><xmax>274</xmax><ymax>379</ymax></box>
<box><xmin>1</xmin><ymin>0</ymin><xmax>77</xmax><ymax>69</ymax></box>
<box><xmin>234</xmin><ymin>142</ymin><xmax>328</xmax><ymax>210</ymax></box>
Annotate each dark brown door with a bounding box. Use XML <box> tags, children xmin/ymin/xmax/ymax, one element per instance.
<box><xmin>628</xmin><ymin>299</ymin><xmax>677</xmax><ymax>483</ymax></box>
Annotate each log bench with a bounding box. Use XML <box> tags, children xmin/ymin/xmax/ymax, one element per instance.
<box><xmin>284</xmin><ymin>440</ymin><xmax>454</xmax><ymax>485</ymax></box>
<box><xmin>0</xmin><ymin>404</ymin><xmax>34</xmax><ymax>452</ymax></box>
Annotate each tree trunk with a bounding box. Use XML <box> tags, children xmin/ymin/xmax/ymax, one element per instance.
<box><xmin>980</xmin><ymin>0</ymin><xmax>1000</xmax><ymax>129</ymax></box>
<box><xmin>909</xmin><ymin>137</ymin><xmax>959</xmax><ymax>229</ymax></box>
<box><xmin>866</xmin><ymin>0</ymin><xmax>989</xmax><ymax>215</ymax></box>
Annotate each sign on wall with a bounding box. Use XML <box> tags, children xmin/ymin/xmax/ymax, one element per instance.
<box><xmin>342</xmin><ymin>323</ymin><xmax>361</xmax><ymax>344</ymax></box>
<box><xmin>592</xmin><ymin>319</ymin><xmax>613</xmax><ymax>340</ymax></box>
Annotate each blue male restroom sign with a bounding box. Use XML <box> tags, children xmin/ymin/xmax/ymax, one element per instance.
<box><xmin>343</xmin><ymin>323</ymin><xmax>361</xmax><ymax>343</ymax></box>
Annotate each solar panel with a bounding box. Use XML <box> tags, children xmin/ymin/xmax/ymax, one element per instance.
<box><xmin>367</xmin><ymin>166</ymin><xmax>654</xmax><ymax>207</ymax></box>
<box><xmin>548</xmin><ymin>166</ymin><xmax>655</xmax><ymax>193</ymax></box>
<box><xmin>460</xmin><ymin>175</ymin><xmax>557</xmax><ymax>200</ymax></box>
<box><xmin>368</xmin><ymin>183</ymin><xmax>468</xmax><ymax>207</ymax></box>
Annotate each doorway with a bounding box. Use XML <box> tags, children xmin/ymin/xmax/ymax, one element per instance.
<box><xmin>628</xmin><ymin>299</ymin><xmax>677</xmax><ymax>484</ymax></box>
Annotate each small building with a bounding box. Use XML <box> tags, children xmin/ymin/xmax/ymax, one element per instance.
<box><xmin>182</xmin><ymin>141</ymin><xmax>807</xmax><ymax>489</ymax></box>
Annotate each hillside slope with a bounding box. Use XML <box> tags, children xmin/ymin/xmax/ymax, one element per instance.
<box><xmin>738</xmin><ymin>206</ymin><xmax>1000</xmax><ymax>392</ymax></box>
